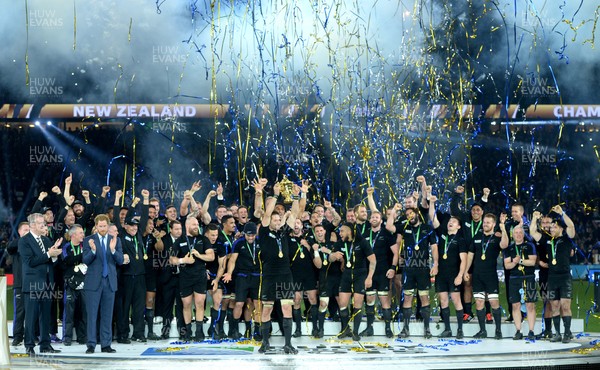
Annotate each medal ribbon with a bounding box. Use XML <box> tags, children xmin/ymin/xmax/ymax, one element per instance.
<box><xmin>444</xmin><ymin>235</ymin><xmax>455</xmax><ymax>256</ymax></box>
<box><xmin>317</xmin><ymin>241</ymin><xmax>328</xmax><ymax>261</ymax></box>
<box><xmin>246</xmin><ymin>241</ymin><xmax>256</xmax><ymax>264</ymax></box>
<box><xmin>482</xmin><ymin>235</ymin><xmax>492</xmax><ymax>258</ymax></box>
<box><xmin>186</xmin><ymin>236</ymin><xmax>196</xmax><ymax>254</ymax></box>
<box><xmin>71</xmin><ymin>241</ymin><xmax>81</xmax><ymax>256</ymax></box>
<box><xmin>414</xmin><ymin>225</ymin><xmax>421</xmax><ymax>250</ymax></box>
<box><xmin>144</xmin><ymin>235</ymin><xmax>151</xmax><ymax>256</ymax></box>
<box><xmin>344</xmin><ymin>242</ymin><xmax>354</xmax><ymax>265</ymax></box>
<box><xmin>221</xmin><ymin>230</ymin><xmax>233</xmax><ymax>254</ymax></box>
<box><xmin>471</xmin><ymin>220</ymin><xmax>482</xmax><ymax>238</ymax></box>
<box><xmin>369</xmin><ymin>229</ymin><xmax>381</xmax><ymax>249</ymax></box>
<box><xmin>276</xmin><ymin>237</ymin><xmax>283</xmax><ymax>257</ymax></box>
<box><xmin>133</xmin><ymin>235</ymin><xmax>139</xmax><ymax>258</ymax></box>
<box><xmin>291</xmin><ymin>240</ymin><xmax>303</xmax><ymax>262</ymax></box>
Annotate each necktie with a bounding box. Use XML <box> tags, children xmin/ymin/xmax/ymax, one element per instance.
<box><xmin>37</xmin><ymin>236</ymin><xmax>50</xmax><ymax>276</ymax></box>
<box><xmin>101</xmin><ymin>236</ymin><xmax>109</xmax><ymax>277</ymax></box>
<box><xmin>36</xmin><ymin>237</ymin><xmax>46</xmax><ymax>254</ymax></box>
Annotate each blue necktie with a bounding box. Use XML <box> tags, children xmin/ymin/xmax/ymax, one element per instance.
<box><xmin>101</xmin><ymin>236</ymin><xmax>108</xmax><ymax>277</ymax></box>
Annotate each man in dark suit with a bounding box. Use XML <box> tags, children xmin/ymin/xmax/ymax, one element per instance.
<box><xmin>83</xmin><ymin>214</ymin><xmax>124</xmax><ymax>354</ymax></box>
<box><xmin>7</xmin><ymin>221</ymin><xmax>29</xmax><ymax>346</ymax></box>
<box><xmin>18</xmin><ymin>213</ymin><xmax>63</xmax><ymax>356</ymax></box>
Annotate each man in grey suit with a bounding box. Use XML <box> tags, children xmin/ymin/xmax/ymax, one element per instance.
<box><xmin>83</xmin><ymin>214</ymin><xmax>124</xmax><ymax>354</ymax></box>
<box><xmin>19</xmin><ymin>213</ymin><xmax>63</xmax><ymax>356</ymax></box>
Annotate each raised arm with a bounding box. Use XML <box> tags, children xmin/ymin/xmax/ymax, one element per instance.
<box><xmin>286</xmin><ymin>184</ymin><xmax>300</xmax><ymax>229</ymax></box>
<box><xmin>215</xmin><ymin>183</ymin><xmax>225</xmax><ymax>206</ymax></box>
<box><xmin>252</xmin><ymin>178</ymin><xmax>267</xmax><ymax>220</ymax></box>
<box><xmin>416</xmin><ymin>176</ymin><xmax>429</xmax><ymax>210</ymax></box>
<box><xmin>261</xmin><ymin>182</ymin><xmax>279</xmax><ymax>228</ymax></box>
<box><xmin>530</xmin><ymin>211</ymin><xmax>543</xmax><ymax>242</ymax></box>
<box><xmin>63</xmin><ymin>173</ymin><xmax>73</xmax><ymax>207</ymax></box>
<box><xmin>298</xmin><ymin>180</ymin><xmax>310</xmax><ymax>215</ymax></box>
<box><xmin>202</xmin><ymin>189</ymin><xmax>217</xmax><ymax>219</ymax></box>
<box><xmin>94</xmin><ymin>186</ymin><xmax>111</xmax><ymax>215</ymax></box>
<box><xmin>189</xmin><ymin>191</ymin><xmax>200</xmax><ymax>218</ymax></box>
<box><xmin>450</xmin><ymin>186</ymin><xmax>467</xmax><ymax>219</ymax></box>
<box><xmin>480</xmin><ymin>187</ymin><xmax>490</xmax><ymax>205</ymax></box>
<box><xmin>32</xmin><ymin>191</ymin><xmax>48</xmax><ymax>214</ymax></box>
<box><xmin>324</xmin><ymin>199</ymin><xmax>342</xmax><ymax>227</ymax></box>
<box><xmin>499</xmin><ymin>213</ymin><xmax>509</xmax><ymax>249</ymax></box>
<box><xmin>140</xmin><ymin>189</ymin><xmax>150</xmax><ymax>228</ymax></box>
<box><xmin>113</xmin><ymin>190</ymin><xmax>125</xmax><ymax>233</ymax></box>
<box><xmin>429</xmin><ymin>195</ymin><xmax>440</xmax><ymax>229</ymax></box>
<box><xmin>366</xmin><ymin>187</ymin><xmax>379</xmax><ymax>213</ymax></box>
<box><xmin>385</xmin><ymin>204</ymin><xmax>401</xmax><ymax>234</ymax></box>
<box><xmin>179</xmin><ymin>192</ymin><xmax>191</xmax><ymax>217</ymax></box>
<box><xmin>552</xmin><ymin>205</ymin><xmax>575</xmax><ymax>239</ymax></box>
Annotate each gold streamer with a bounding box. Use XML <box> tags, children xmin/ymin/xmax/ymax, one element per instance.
<box><xmin>571</xmin><ymin>342</ymin><xmax>600</xmax><ymax>355</ymax></box>
<box><xmin>73</xmin><ymin>0</ymin><xmax>77</xmax><ymax>50</ymax></box>
<box><xmin>128</xmin><ymin>17</ymin><xmax>132</xmax><ymax>42</ymax></box>
<box><xmin>113</xmin><ymin>63</ymin><xmax>124</xmax><ymax>104</ymax></box>
<box><xmin>132</xmin><ymin>135</ymin><xmax>136</xmax><ymax>196</ymax></box>
<box><xmin>169</xmin><ymin>120</ymin><xmax>175</xmax><ymax>201</ymax></box>
<box><xmin>582</xmin><ymin>6</ymin><xmax>600</xmax><ymax>48</ymax></box>
<box><xmin>122</xmin><ymin>163</ymin><xmax>127</xmax><ymax>207</ymax></box>
<box><xmin>24</xmin><ymin>0</ymin><xmax>30</xmax><ymax>85</ymax></box>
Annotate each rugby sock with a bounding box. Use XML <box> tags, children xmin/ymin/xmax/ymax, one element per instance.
<box><xmin>352</xmin><ymin>308</ymin><xmax>363</xmax><ymax>334</ymax></box>
<box><xmin>492</xmin><ymin>308</ymin><xmax>502</xmax><ymax>331</ymax></box>
<box><xmin>283</xmin><ymin>318</ymin><xmax>293</xmax><ymax>346</ymax></box>
<box><xmin>441</xmin><ymin>307</ymin><xmax>451</xmax><ymax>331</ymax></box>
<box><xmin>456</xmin><ymin>309</ymin><xmax>464</xmax><ymax>330</ymax></box>
<box><xmin>420</xmin><ymin>306</ymin><xmax>430</xmax><ymax>329</ymax></box>
<box><xmin>476</xmin><ymin>309</ymin><xmax>486</xmax><ymax>331</ymax></box>
<box><xmin>365</xmin><ymin>304</ymin><xmax>375</xmax><ymax>329</ymax></box>
<box><xmin>553</xmin><ymin>315</ymin><xmax>561</xmax><ymax>334</ymax></box>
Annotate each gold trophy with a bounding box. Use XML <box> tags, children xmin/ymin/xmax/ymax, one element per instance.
<box><xmin>279</xmin><ymin>176</ymin><xmax>294</xmax><ymax>203</ymax></box>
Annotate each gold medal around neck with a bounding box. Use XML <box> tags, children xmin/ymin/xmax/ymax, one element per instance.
<box><xmin>481</xmin><ymin>254</ymin><xmax>486</xmax><ymax>261</ymax></box>
<box><xmin>414</xmin><ymin>246</ymin><xmax>419</xmax><ymax>251</ymax></box>
<box><xmin>300</xmin><ymin>253</ymin><xmax>305</xmax><ymax>259</ymax></box>
<box><xmin>346</xmin><ymin>261</ymin><xmax>351</xmax><ymax>268</ymax></box>
<box><xmin>136</xmin><ymin>255</ymin><xmax>139</xmax><ymax>260</ymax></box>
<box><xmin>323</xmin><ymin>259</ymin><xmax>328</xmax><ymax>266</ymax></box>
<box><xmin>443</xmin><ymin>254</ymin><xmax>447</xmax><ymax>260</ymax></box>
<box><xmin>552</xmin><ymin>259</ymin><xmax>557</xmax><ymax>265</ymax></box>
<box><xmin>143</xmin><ymin>254</ymin><xmax>148</xmax><ymax>260</ymax></box>
<box><xmin>278</xmin><ymin>251</ymin><xmax>283</xmax><ymax>258</ymax></box>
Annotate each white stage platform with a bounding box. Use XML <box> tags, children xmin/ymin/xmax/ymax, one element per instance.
<box><xmin>6</xmin><ymin>318</ymin><xmax>600</xmax><ymax>370</ymax></box>
<box><xmin>6</xmin><ymin>334</ymin><xmax>600</xmax><ymax>370</ymax></box>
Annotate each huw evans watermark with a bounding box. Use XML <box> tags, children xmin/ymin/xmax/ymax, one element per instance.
<box><xmin>29</xmin><ymin>146</ymin><xmax>63</xmax><ymax>165</ymax></box>
<box><xmin>521</xmin><ymin>145</ymin><xmax>556</xmax><ymax>165</ymax></box>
